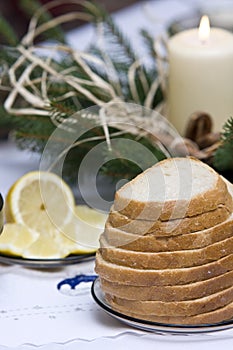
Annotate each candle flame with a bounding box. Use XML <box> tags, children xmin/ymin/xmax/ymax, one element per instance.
<box><xmin>198</xmin><ymin>15</ymin><xmax>210</xmax><ymax>43</ymax></box>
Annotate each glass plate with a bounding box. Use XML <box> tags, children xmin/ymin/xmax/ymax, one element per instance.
<box><xmin>91</xmin><ymin>277</ymin><xmax>233</xmax><ymax>334</ymax></box>
<box><xmin>0</xmin><ymin>252</ymin><xmax>95</xmax><ymax>268</ymax></box>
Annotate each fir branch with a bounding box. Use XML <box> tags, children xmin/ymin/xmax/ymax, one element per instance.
<box><xmin>102</xmin><ymin>17</ymin><xmax>137</xmax><ymax>65</ymax></box>
<box><xmin>213</xmin><ymin>117</ymin><xmax>233</xmax><ymax>171</ymax></box>
<box><xmin>13</xmin><ymin>114</ymin><xmax>55</xmax><ymax>153</ymax></box>
<box><xmin>140</xmin><ymin>29</ymin><xmax>157</xmax><ymax>59</ymax></box>
<box><xmin>19</xmin><ymin>0</ymin><xmax>66</xmax><ymax>43</ymax></box>
<box><xmin>85</xmin><ymin>2</ymin><xmax>137</xmax><ymax>65</ymax></box>
<box><xmin>82</xmin><ymin>1</ymin><xmax>108</xmax><ymax>21</ymax></box>
<box><xmin>0</xmin><ymin>16</ymin><xmax>19</xmax><ymax>45</ymax></box>
<box><xmin>0</xmin><ymin>46</ymin><xmax>19</xmax><ymax>63</ymax></box>
<box><xmin>102</xmin><ymin>133</ymin><xmax>166</xmax><ymax>180</ymax></box>
<box><xmin>0</xmin><ymin>0</ymin><xmax>166</xmax><ymax>184</ymax></box>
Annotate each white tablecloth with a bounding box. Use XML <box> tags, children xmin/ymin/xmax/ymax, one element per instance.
<box><xmin>0</xmin><ymin>241</ymin><xmax>233</xmax><ymax>350</ymax></box>
<box><xmin>1</xmin><ymin>0</ymin><xmax>233</xmax><ymax>348</ymax></box>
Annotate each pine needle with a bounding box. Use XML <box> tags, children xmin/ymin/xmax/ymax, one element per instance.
<box><xmin>0</xmin><ymin>16</ymin><xmax>19</xmax><ymax>45</ymax></box>
<box><xmin>19</xmin><ymin>0</ymin><xmax>66</xmax><ymax>43</ymax></box>
<box><xmin>0</xmin><ymin>0</ymin><xmax>167</xmax><ymax>183</ymax></box>
<box><xmin>213</xmin><ymin>117</ymin><xmax>233</xmax><ymax>171</ymax></box>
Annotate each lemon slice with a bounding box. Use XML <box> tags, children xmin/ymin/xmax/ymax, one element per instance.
<box><xmin>5</xmin><ymin>171</ymin><xmax>75</xmax><ymax>233</ymax></box>
<box><xmin>60</xmin><ymin>205</ymin><xmax>108</xmax><ymax>254</ymax></box>
<box><xmin>57</xmin><ymin>233</ymin><xmax>97</xmax><ymax>255</ymax></box>
<box><xmin>74</xmin><ymin>205</ymin><xmax>108</xmax><ymax>227</ymax></box>
<box><xmin>3</xmin><ymin>173</ymin><xmax>107</xmax><ymax>258</ymax></box>
<box><xmin>22</xmin><ymin>232</ymin><xmax>69</xmax><ymax>259</ymax></box>
<box><xmin>0</xmin><ymin>223</ymin><xmax>39</xmax><ymax>256</ymax></box>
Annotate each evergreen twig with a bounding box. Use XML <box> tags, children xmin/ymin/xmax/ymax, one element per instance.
<box><xmin>0</xmin><ymin>0</ymin><xmax>167</xmax><ymax>182</ymax></box>
<box><xmin>0</xmin><ymin>16</ymin><xmax>19</xmax><ymax>45</ymax></box>
<box><xmin>214</xmin><ymin>117</ymin><xmax>233</xmax><ymax>171</ymax></box>
<box><xmin>140</xmin><ymin>29</ymin><xmax>157</xmax><ymax>59</ymax></box>
<box><xmin>19</xmin><ymin>0</ymin><xmax>66</xmax><ymax>43</ymax></box>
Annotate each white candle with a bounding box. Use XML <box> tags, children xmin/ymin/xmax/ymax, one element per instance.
<box><xmin>167</xmin><ymin>16</ymin><xmax>233</xmax><ymax>135</ymax></box>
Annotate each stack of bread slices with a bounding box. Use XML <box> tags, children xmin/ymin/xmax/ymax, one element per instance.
<box><xmin>95</xmin><ymin>157</ymin><xmax>233</xmax><ymax>325</ymax></box>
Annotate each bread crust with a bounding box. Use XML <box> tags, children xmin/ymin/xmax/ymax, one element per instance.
<box><xmin>95</xmin><ymin>158</ymin><xmax>233</xmax><ymax>325</ymax></box>
<box><xmin>99</xmin><ymin>234</ymin><xmax>233</xmax><ymax>270</ymax></box>
<box><xmin>105</xmin><ymin>285</ymin><xmax>233</xmax><ymax>316</ymax></box>
<box><xmin>95</xmin><ymin>251</ymin><xmax>233</xmax><ymax>286</ymax></box>
<box><xmin>103</xmin><ymin>216</ymin><xmax>233</xmax><ymax>251</ymax></box>
<box><xmin>109</xmin><ymin>201</ymin><xmax>232</xmax><ymax>236</ymax></box>
<box><xmin>100</xmin><ymin>270</ymin><xmax>233</xmax><ymax>302</ymax></box>
<box><xmin>105</xmin><ymin>297</ymin><xmax>233</xmax><ymax>325</ymax></box>
<box><xmin>114</xmin><ymin>161</ymin><xmax>230</xmax><ymax>220</ymax></box>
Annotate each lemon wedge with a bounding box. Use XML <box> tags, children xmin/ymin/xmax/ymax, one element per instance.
<box><xmin>59</xmin><ymin>205</ymin><xmax>108</xmax><ymax>254</ymax></box>
<box><xmin>57</xmin><ymin>232</ymin><xmax>97</xmax><ymax>255</ymax></box>
<box><xmin>74</xmin><ymin>205</ymin><xmax>108</xmax><ymax>227</ymax></box>
<box><xmin>2</xmin><ymin>171</ymin><xmax>107</xmax><ymax>259</ymax></box>
<box><xmin>5</xmin><ymin>171</ymin><xmax>75</xmax><ymax>233</ymax></box>
<box><xmin>22</xmin><ymin>231</ymin><xmax>69</xmax><ymax>259</ymax></box>
<box><xmin>0</xmin><ymin>223</ymin><xmax>39</xmax><ymax>256</ymax></box>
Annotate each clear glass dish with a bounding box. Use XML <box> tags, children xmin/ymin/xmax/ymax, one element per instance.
<box><xmin>91</xmin><ymin>277</ymin><xmax>233</xmax><ymax>334</ymax></box>
<box><xmin>0</xmin><ymin>252</ymin><xmax>95</xmax><ymax>268</ymax></box>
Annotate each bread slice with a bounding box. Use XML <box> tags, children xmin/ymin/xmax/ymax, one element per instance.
<box><xmin>103</xmin><ymin>213</ymin><xmax>233</xmax><ymax>252</ymax></box>
<box><xmin>99</xmin><ymin>234</ymin><xmax>233</xmax><ymax>269</ymax></box>
<box><xmin>95</xmin><ymin>251</ymin><xmax>233</xmax><ymax>286</ymax></box>
<box><xmin>109</xmin><ymin>201</ymin><xmax>232</xmax><ymax>236</ymax></box>
<box><xmin>105</xmin><ymin>296</ymin><xmax>233</xmax><ymax>325</ymax></box>
<box><xmin>105</xmin><ymin>284</ymin><xmax>233</xmax><ymax>316</ymax></box>
<box><xmin>100</xmin><ymin>269</ymin><xmax>233</xmax><ymax>302</ymax></box>
<box><xmin>113</xmin><ymin>157</ymin><xmax>230</xmax><ymax>220</ymax></box>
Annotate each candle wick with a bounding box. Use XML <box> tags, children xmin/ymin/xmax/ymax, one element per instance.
<box><xmin>198</xmin><ymin>15</ymin><xmax>210</xmax><ymax>44</ymax></box>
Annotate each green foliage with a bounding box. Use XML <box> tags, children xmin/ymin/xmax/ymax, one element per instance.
<box><xmin>214</xmin><ymin>117</ymin><xmax>233</xmax><ymax>171</ymax></box>
<box><xmin>18</xmin><ymin>0</ymin><xmax>66</xmax><ymax>43</ymax></box>
<box><xmin>0</xmin><ymin>0</ymin><xmax>166</xmax><ymax>182</ymax></box>
<box><xmin>0</xmin><ymin>16</ymin><xmax>18</xmax><ymax>45</ymax></box>
<box><xmin>19</xmin><ymin>0</ymin><xmax>45</xmax><ymax>17</ymax></box>
<box><xmin>88</xmin><ymin>29</ymin><xmax>163</xmax><ymax>107</ymax></box>
<box><xmin>0</xmin><ymin>0</ymin><xmax>66</xmax><ymax>45</ymax></box>
<box><xmin>140</xmin><ymin>29</ymin><xmax>157</xmax><ymax>60</ymax></box>
<box><xmin>101</xmin><ymin>133</ymin><xmax>166</xmax><ymax>180</ymax></box>
<box><xmin>13</xmin><ymin>116</ymin><xmax>55</xmax><ymax>153</ymax></box>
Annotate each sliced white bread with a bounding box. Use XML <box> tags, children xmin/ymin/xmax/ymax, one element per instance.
<box><xmin>113</xmin><ymin>157</ymin><xmax>230</xmax><ymax>220</ymax></box>
<box><xmin>108</xmin><ymin>201</ymin><xmax>232</xmax><ymax>235</ymax></box>
<box><xmin>95</xmin><ymin>251</ymin><xmax>233</xmax><ymax>286</ymax></box>
<box><xmin>103</xmin><ymin>214</ymin><xmax>233</xmax><ymax>251</ymax></box>
<box><xmin>105</xmin><ymin>296</ymin><xmax>233</xmax><ymax>325</ymax></box>
<box><xmin>105</xmin><ymin>285</ymin><xmax>233</xmax><ymax>316</ymax></box>
<box><xmin>99</xmin><ymin>234</ymin><xmax>233</xmax><ymax>269</ymax></box>
<box><xmin>100</xmin><ymin>270</ymin><xmax>233</xmax><ymax>302</ymax></box>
